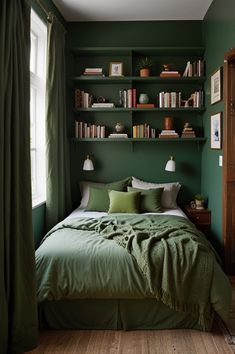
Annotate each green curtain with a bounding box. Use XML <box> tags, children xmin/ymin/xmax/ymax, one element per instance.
<box><xmin>46</xmin><ymin>14</ymin><xmax>72</xmax><ymax>231</ymax></box>
<box><xmin>0</xmin><ymin>1</ymin><xmax>38</xmax><ymax>353</ymax></box>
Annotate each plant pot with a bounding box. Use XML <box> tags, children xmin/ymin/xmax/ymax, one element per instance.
<box><xmin>195</xmin><ymin>199</ymin><xmax>204</xmax><ymax>210</ymax></box>
<box><xmin>140</xmin><ymin>68</ymin><xmax>150</xmax><ymax>77</ymax></box>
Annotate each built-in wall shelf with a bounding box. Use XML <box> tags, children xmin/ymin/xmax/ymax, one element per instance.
<box><xmin>72</xmin><ymin>76</ymin><xmax>206</xmax><ymax>84</ymax></box>
<box><xmin>73</xmin><ymin>107</ymin><xmax>206</xmax><ymax>113</ymax></box>
<box><xmin>72</xmin><ymin>137</ymin><xmax>207</xmax><ymax>143</ymax></box>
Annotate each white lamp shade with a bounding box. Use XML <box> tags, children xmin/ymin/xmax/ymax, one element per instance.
<box><xmin>165</xmin><ymin>156</ymin><xmax>176</xmax><ymax>172</ymax></box>
<box><xmin>83</xmin><ymin>155</ymin><xmax>94</xmax><ymax>171</ymax></box>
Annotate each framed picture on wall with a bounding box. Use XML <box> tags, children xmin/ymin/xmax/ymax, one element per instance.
<box><xmin>211</xmin><ymin>67</ymin><xmax>222</xmax><ymax>104</ymax></box>
<box><xmin>211</xmin><ymin>112</ymin><xmax>222</xmax><ymax>149</ymax></box>
<box><xmin>109</xmin><ymin>62</ymin><xmax>123</xmax><ymax>77</ymax></box>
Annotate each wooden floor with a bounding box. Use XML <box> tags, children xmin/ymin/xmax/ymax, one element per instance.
<box><xmin>27</xmin><ymin>278</ymin><xmax>235</xmax><ymax>354</ymax></box>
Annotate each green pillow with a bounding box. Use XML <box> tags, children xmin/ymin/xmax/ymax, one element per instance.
<box><xmin>108</xmin><ymin>190</ymin><xmax>140</xmax><ymax>214</ymax></box>
<box><xmin>86</xmin><ymin>187</ymin><xmax>110</xmax><ymax>212</ymax></box>
<box><xmin>86</xmin><ymin>177</ymin><xmax>132</xmax><ymax>212</ymax></box>
<box><xmin>127</xmin><ymin>186</ymin><xmax>163</xmax><ymax>213</ymax></box>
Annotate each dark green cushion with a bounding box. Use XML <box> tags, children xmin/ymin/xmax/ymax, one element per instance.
<box><xmin>86</xmin><ymin>187</ymin><xmax>110</xmax><ymax>212</ymax></box>
<box><xmin>127</xmin><ymin>186</ymin><xmax>163</xmax><ymax>213</ymax></box>
<box><xmin>108</xmin><ymin>190</ymin><xmax>140</xmax><ymax>214</ymax></box>
<box><xmin>86</xmin><ymin>177</ymin><xmax>131</xmax><ymax>211</ymax></box>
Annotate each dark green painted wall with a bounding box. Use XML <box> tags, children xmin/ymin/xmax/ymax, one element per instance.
<box><xmin>67</xmin><ymin>21</ymin><xmax>204</xmax><ymax>209</ymax></box>
<box><xmin>202</xmin><ymin>0</ymin><xmax>235</xmax><ymax>251</ymax></box>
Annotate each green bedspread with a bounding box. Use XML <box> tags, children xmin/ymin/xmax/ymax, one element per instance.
<box><xmin>36</xmin><ymin>214</ymin><xmax>232</xmax><ymax>331</ymax></box>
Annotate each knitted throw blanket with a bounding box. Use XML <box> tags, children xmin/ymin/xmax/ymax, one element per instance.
<box><xmin>46</xmin><ymin>214</ymin><xmax>217</xmax><ymax>330</ymax></box>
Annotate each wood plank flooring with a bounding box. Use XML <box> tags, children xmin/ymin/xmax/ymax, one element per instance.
<box><xmin>27</xmin><ymin>277</ymin><xmax>235</xmax><ymax>354</ymax></box>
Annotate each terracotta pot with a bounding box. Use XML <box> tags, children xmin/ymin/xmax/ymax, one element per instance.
<box><xmin>140</xmin><ymin>68</ymin><xmax>150</xmax><ymax>77</ymax></box>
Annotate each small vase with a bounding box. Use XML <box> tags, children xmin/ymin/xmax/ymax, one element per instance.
<box><xmin>139</xmin><ymin>93</ymin><xmax>149</xmax><ymax>104</ymax></box>
<box><xmin>115</xmin><ymin>122</ymin><xmax>124</xmax><ymax>133</ymax></box>
<box><xmin>164</xmin><ymin>117</ymin><xmax>173</xmax><ymax>130</ymax></box>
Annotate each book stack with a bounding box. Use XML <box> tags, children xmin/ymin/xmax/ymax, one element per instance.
<box><xmin>81</xmin><ymin>68</ymin><xmax>105</xmax><ymax>77</ymax></box>
<box><xmin>108</xmin><ymin>133</ymin><xmax>128</xmax><ymax>138</ymax></box>
<box><xmin>181</xmin><ymin>123</ymin><xmax>196</xmax><ymax>138</ymax></box>
<box><xmin>133</xmin><ymin>124</ymin><xmax>156</xmax><ymax>138</ymax></box>
<box><xmin>75</xmin><ymin>121</ymin><xmax>106</xmax><ymax>138</ymax></box>
<box><xmin>136</xmin><ymin>103</ymin><xmax>155</xmax><ymax>108</ymax></box>
<box><xmin>91</xmin><ymin>103</ymin><xmax>114</xmax><ymax>108</ymax></box>
<box><xmin>159</xmin><ymin>130</ymin><xmax>179</xmax><ymax>138</ymax></box>
<box><xmin>160</xmin><ymin>71</ymin><xmax>181</xmax><ymax>77</ymax></box>
<box><xmin>183</xmin><ymin>60</ymin><xmax>205</xmax><ymax>77</ymax></box>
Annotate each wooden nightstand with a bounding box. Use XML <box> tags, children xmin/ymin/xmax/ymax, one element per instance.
<box><xmin>184</xmin><ymin>206</ymin><xmax>211</xmax><ymax>238</ymax></box>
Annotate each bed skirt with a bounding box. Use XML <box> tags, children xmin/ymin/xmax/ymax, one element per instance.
<box><xmin>38</xmin><ymin>298</ymin><xmax>203</xmax><ymax>330</ymax></box>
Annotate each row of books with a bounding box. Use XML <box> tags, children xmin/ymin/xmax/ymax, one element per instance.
<box><xmin>119</xmin><ymin>88</ymin><xmax>137</xmax><ymax>108</ymax></box>
<box><xmin>133</xmin><ymin>124</ymin><xmax>156</xmax><ymax>138</ymax></box>
<box><xmin>75</xmin><ymin>121</ymin><xmax>105</xmax><ymax>138</ymax></box>
<box><xmin>75</xmin><ymin>88</ymin><xmax>93</xmax><ymax>108</ymax></box>
<box><xmin>159</xmin><ymin>91</ymin><xmax>182</xmax><ymax>108</ymax></box>
<box><xmin>159</xmin><ymin>90</ymin><xmax>204</xmax><ymax>108</ymax></box>
<box><xmin>75</xmin><ymin>88</ymin><xmax>204</xmax><ymax>109</ymax></box>
<box><xmin>183</xmin><ymin>60</ymin><xmax>205</xmax><ymax>77</ymax></box>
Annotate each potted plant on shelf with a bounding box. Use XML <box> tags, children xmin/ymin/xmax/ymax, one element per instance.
<box><xmin>136</xmin><ymin>57</ymin><xmax>153</xmax><ymax>77</ymax></box>
<box><xmin>194</xmin><ymin>194</ymin><xmax>205</xmax><ymax>210</ymax></box>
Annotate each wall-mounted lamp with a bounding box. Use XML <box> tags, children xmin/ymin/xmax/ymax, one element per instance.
<box><xmin>83</xmin><ymin>155</ymin><xmax>94</xmax><ymax>171</ymax></box>
<box><xmin>165</xmin><ymin>156</ymin><xmax>176</xmax><ymax>172</ymax></box>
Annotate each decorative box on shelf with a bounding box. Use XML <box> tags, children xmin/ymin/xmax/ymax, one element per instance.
<box><xmin>184</xmin><ymin>205</ymin><xmax>211</xmax><ymax>238</ymax></box>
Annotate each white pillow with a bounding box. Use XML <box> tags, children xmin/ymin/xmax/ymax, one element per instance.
<box><xmin>79</xmin><ymin>181</ymin><xmax>105</xmax><ymax>208</ymax></box>
<box><xmin>131</xmin><ymin>176</ymin><xmax>181</xmax><ymax>209</ymax></box>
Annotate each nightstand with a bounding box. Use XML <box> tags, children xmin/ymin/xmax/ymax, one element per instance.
<box><xmin>184</xmin><ymin>206</ymin><xmax>211</xmax><ymax>238</ymax></box>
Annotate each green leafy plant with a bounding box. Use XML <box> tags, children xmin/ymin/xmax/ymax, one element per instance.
<box><xmin>194</xmin><ymin>194</ymin><xmax>204</xmax><ymax>201</ymax></box>
<box><xmin>136</xmin><ymin>57</ymin><xmax>153</xmax><ymax>72</ymax></box>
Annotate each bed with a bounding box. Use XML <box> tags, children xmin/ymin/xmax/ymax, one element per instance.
<box><xmin>36</xmin><ymin>202</ymin><xmax>232</xmax><ymax>331</ymax></box>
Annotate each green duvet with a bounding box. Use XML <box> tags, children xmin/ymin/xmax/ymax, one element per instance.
<box><xmin>36</xmin><ymin>214</ymin><xmax>232</xmax><ymax>330</ymax></box>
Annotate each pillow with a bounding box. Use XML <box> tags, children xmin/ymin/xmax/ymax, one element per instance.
<box><xmin>108</xmin><ymin>190</ymin><xmax>140</xmax><ymax>214</ymax></box>
<box><xmin>80</xmin><ymin>177</ymin><xmax>131</xmax><ymax>208</ymax></box>
<box><xmin>127</xmin><ymin>186</ymin><xmax>163</xmax><ymax>213</ymax></box>
<box><xmin>131</xmin><ymin>176</ymin><xmax>181</xmax><ymax>209</ymax></box>
<box><xmin>86</xmin><ymin>186</ymin><xmax>112</xmax><ymax>212</ymax></box>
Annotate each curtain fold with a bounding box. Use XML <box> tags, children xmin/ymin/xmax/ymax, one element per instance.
<box><xmin>46</xmin><ymin>14</ymin><xmax>72</xmax><ymax>231</ymax></box>
<box><xmin>0</xmin><ymin>1</ymin><xmax>38</xmax><ymax>353</ymax></box>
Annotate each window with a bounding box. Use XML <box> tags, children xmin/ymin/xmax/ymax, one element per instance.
<box><xmin>30</xmin><ymin>10</ymin><xmax>47</xmax><ymax>207</ymax></box>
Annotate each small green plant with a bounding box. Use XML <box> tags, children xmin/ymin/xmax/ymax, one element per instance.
<box><xmin>194</xmin><ymin>194</ymin><xmax>204</xmax><ymax>201</ymax></box>
<box><xmin>136</xmin><ymin>57</ymin><xmax>153</xmax><ymax>71</ymax></box>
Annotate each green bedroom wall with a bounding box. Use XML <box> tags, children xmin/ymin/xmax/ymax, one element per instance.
<box><xmin>67</xmin><ymin>21</ymin><xmax>204</xmax><ymax>209</ymax></box>
<box><xmin>202</xmin><ymin>0</ymin><xmax>235</xmax><ymax>252</ymax></box>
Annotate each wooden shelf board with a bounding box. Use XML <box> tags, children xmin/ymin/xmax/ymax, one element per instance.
<box><xmin>72</xmin><ymin>137</ymin><xmax>207</xmax><ymax>142</ymax></box>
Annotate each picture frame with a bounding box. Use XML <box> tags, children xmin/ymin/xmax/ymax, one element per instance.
<box><xmin>109</xmin><ymin>62</ymin><xmax>123</xmax><ymax>77</ymax></box>
<box><xmin>211</xmin><ymin>112</ymin><xmax>222</xmax><ymax>149</ymax></box>
<box><xmin>211</xmin><ymin>67</ymin><xmax>222</xmax><ymax>104</ymax></box>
